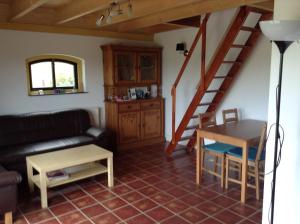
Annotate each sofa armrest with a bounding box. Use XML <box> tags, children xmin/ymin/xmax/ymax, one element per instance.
<box><xmin>0</xmin><ymin>171</ymin><xmax>22</xmax><ymax>187</ymax></box>
<box><xmin>85</xmin><ymin>127</ymin><xmax>105</xmax><ymax>139</ymax></box>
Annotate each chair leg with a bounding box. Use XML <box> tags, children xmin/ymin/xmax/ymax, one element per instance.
<box><xmin>214</xmin><ymin>157</ymin><xmax>218</xmax><ymax>173</ymax></box>
<box><xmin>221</xmin><ymin>156</ymin><xmax>225</xmax><ymax>188</ymax></box>
<box><xmin>201</xmin><ymin>150</ymin><xmax>205</xmax><ymax>173</ymax></box>
<box><xmin>225</xmin><ymin>157</ymin><xmax>229</xmax><ymax>189</ymax></box>
<box><xmin>5</xmin><ymin>212</ymin><xmax>12</xmax><ymax>224</ymax></box>
<box><xmin>255</xmin><ymin>165</ymin><xmax>260</xmax><ymax>200</ymax></box>
<box><xmin>238</xmin><ymin>163</ymin><xmax>242</xmax><ymax>180</ymax></box>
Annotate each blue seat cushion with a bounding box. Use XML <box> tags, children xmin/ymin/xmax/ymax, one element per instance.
<box><xmin>228</xmin><ymin>147</ymin><xmax>265</xmax><ymax>161</ymax></box>
<box><xmin>204</xmin><ymin>142</ymin><xmax>236</xmax><ymax>153</ymax></box>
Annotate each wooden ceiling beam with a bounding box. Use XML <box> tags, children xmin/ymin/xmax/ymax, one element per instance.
<box><xmin>251</xmin><ymin>0</ymin><xmax>274</xmax><ymax>11</ymax></box>
<box><xmin>10</xmin><ymin>0</ymin><xmax>49</xmax><ymax>21</ymax></box>
<box><xmin>137</xmin><ymin>23</ymin><xmax>185</xmax><ymax>34</ymax></box>
<box><xmin>56</xmin><ymin>0</ymin><xmax>115</xmax><ymax>25</ymax></box>
<box><xmin>0</xmin><ymin>22</ymin><xmax>153</xmax><ymax>41</ymax></box>
<box><xmin>168</xmin><ymin>16</ymin><xmax>201</xmax><ymax>28</ymax></box>
<box><xmin>118</xmin><ymin>0</ymin><xmax>270</xmax><ymax>32</ymax></box>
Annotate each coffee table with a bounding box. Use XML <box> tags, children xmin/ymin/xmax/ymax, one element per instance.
<box><xmin>26</xmin><ymin>144</ymin><xmax>114</xmax><ymax>208</ymax></box>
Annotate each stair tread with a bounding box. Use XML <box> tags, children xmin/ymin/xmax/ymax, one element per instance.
<box><xmin>198</xmin><ymin>102</ymin><xmax>213</xmax><ymax>106</ymax></box>
<box><xmin>185</xmin><ymin>125</ymin><xmax>199</xmax><ymax>130</ymax></box>
<box><xmin>214</xmin><ymin>75</ymin><xmax>233</xmax><ymax>79</ymax></box>
<box><xmin>179</xmin><ymin>135</ymin><xmax>195</xmax><ymax>141</ymax></box>
<box><xmin>240</xmin><ymin>26</ymin><xmax>260</xmax><ymax>32</ymax></box>
<box><xmin>223</xmin><ymin>60</ymin><xmax>242</xmax><ymax>64</ymax></box>
<box><xmin>231</xmin><ymin>44</ymin><xmax>251</xmax><ymax>48</ymax></box>
<box><xmin>205</xmin><ymin>90</ymin><xmax>224</xmax><ymax>93</ymax></box>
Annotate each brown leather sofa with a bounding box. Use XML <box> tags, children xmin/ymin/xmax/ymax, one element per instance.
<box><xmin>0</xmin><ymin>165</ymin><xmax>22</xmax><ymax>224</ymax></box>
<box><xmin>0</xmin><ymin>109</ymin><xmax>115</xmax><ymax>175</ymax></box>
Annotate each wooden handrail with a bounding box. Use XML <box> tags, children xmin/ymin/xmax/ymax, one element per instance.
<box><xmin>200</xmin><ymin>17</ymin><xmax>206</xmax><ymax>91</ymax></box>
<box><xmin>172</xmin><ymin>14</ymin><xmax>210</xmax><ymax>89</ymax></box>
<box><xmin>171</xmin><ymin>14</ymin><xmax>210</xmax><ymax>142</ymax></box>
<box><xmin>171</xmin><ymin>87</ymin><xmax>176</xmax><ymax>143</ymax></box>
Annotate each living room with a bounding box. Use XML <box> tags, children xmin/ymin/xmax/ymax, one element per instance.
<box><xmin>0</xmin><ymin>0</ymin><xmax>299</xmax><ymax>224</ymax></box>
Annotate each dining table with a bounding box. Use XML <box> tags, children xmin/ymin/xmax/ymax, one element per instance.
<box><xmin>196</xmin><ymin>119</ymin><xmax>266</xmax><ymax>203</ymax></box>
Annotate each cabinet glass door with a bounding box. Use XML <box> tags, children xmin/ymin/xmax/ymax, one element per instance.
<box><xmin>115</xmin><ymin>52</ymin><xmax>136</xmax><ymax>83</ymax></box>
<box><xmin>138</xmin><ymin>53</ymin><xmax>157</xmax><ymax>83</ymax></box>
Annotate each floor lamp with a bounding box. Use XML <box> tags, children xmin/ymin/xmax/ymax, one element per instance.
<box><xmin>259</xmin><ymin>20</ymin><xmax>300</xmax><ymax>224</ymax></box>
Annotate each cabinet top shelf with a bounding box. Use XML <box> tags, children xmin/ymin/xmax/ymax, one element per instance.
<box><xmin>101</xmin><ymin>44</ymin><xmax>163</xmax><ymax>52</ymax></box>
<box><xmin>105</xmin><ymin>97</ymin><xmax>163</xmax><ymax>104</ymax></box>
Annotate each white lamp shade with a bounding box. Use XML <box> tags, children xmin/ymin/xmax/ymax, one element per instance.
<box><xmin>260</xmin><ymin>20</ymin><xmax>300</xmax><ymax>41</ymax></box>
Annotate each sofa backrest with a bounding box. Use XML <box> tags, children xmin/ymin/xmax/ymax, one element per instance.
<box><xmin>0</xmin><ymin>109</ymin><xmax>91</xmax><ymax>147</ymax></box>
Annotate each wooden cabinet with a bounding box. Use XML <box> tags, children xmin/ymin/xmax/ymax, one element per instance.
<box><xmin>118</xmin><ymin>112</ymin><xmax>140</xmax><ymax>143</ymax></box>
<box><xmin>138</xmin><ymin>53</ymin><xmax>158</xmax><ymax>83</ymax></box>
<box><xmin>102</xmin><ymin>45</ymin><xmax>164</xmax><ymax>150</ymax></box>
<box><xmin>114</xmin><ymin>51</ymin><xmax>136</xmax><ymax>83</ymax></box>
<box><xmin>141</xmin><ymin>109</ymin><xmax>161</xmax><ymax>140</ymax></box>
<box><xmin>102</xmin><ymin>45</ymin><xmax>161</xmax><ymax>88</ymax></box>
<box><xmin>105</xmin><ymin>98</ymin><xmax>164</xmax><ymax>150</ymax></box>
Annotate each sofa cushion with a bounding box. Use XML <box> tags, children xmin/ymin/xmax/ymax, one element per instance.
<box><xmin>0</xmin><ymin>109</ymin><xmax>91</xmax><ymax>147</ymax></box>
<box><xmin>0</xmin><ymin>165</ymin><xmax>5</xmax><ymax>173</ymax></box>
<box><xmin>0</xmin><ymin>136</ymin><xmax>94</xmax><ymax>166</ymax></box>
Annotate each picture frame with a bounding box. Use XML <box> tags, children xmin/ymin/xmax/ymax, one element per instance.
<box><xmin>128</xmin><ymin>88</ymin><xmax>137</xmax><ymax>100</ymax></box>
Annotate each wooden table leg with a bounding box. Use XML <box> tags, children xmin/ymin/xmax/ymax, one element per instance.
<box><xmin>241</xmin><ymin>142</ymin><xmax>249</xmax><ymax>203</ymax></box>
<box><xmin>26</xmin><ymin>161</ymin><xmax>34</xmax><ymax>193</ymax></box>
<box><xmin>4</xmin><ymin>212</ymin><xmax>12</xmax><ymax>224</ymax></box>
<box><xmin>40</xmin><ymin>172</ymin><xmax>48</xmax><ymax>208</ymax></box>
<box><xmin>107</xmin><ymin>156</ymin><xmax>114</xmax><ymax>188</ymax></box>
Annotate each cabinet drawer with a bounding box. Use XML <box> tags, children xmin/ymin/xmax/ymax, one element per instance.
<box><xmin>119</xmin><ymin>103</ymin><xmax>140</xmax><ymax>112</ymax></box>
<box><xmin>141</xmin><ymin>101</ymin><xmax>160</xmax><ymax>110</ymax></box>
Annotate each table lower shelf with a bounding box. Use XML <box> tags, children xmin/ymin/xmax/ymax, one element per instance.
<box><xmin>32</xmin><ymin>163</ymin><xmax>108</xmax><ymax>188</ymax></box>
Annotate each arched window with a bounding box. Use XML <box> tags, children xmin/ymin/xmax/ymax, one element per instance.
<box><xmin>26</xmin><ymin>54</ymin><xmax>85</xmax><ymax>95</ymax></box>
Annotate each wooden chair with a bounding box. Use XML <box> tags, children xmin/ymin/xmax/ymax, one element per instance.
<box><xmin>225</xmin><ymin>122</ymin><xmax>267</xmax><ymax>200</ymax></box>
<box><xmin>222</xmin><ymin>108</ymin><xmax>238</xmax><ymax>124</ymax></box>
<box><xmin>198</xmin><ymin>112</ymin><xmax>236</xmax><ymax>187</ymax></box>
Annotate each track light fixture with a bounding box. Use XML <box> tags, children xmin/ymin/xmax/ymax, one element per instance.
<box><xmin>127</xmin><ymin>0</ymin><xmax>133</xmax><ymax>17</ymax></box>
<box><xmin>95</xmin><ymin>0</ymin><xmax>133</xmax><ymax>27</ymax></box>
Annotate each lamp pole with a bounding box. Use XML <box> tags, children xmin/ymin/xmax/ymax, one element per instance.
<box><xmin>270</xmin><ymin>41</ymin><xmax>293</xmax><ymax>224</ymax></box>
<box><xmin>260</xmin><ymin>20</ymin><xmax>300</xmax><ymax>224</ymax></box>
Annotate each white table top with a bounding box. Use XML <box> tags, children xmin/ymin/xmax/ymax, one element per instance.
<box><xmin>26</xmin><ymin>144</ymin><xmax>112</xmax><ymax>172</ymax></box>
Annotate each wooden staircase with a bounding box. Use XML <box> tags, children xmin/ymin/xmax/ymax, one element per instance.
<box><xmin>166</xmin><ymin>6</ymin><xmax>272</xmax><ymax>155</ymax></box>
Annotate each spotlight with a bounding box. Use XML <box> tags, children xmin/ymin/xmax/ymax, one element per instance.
<box><xmin>96</xmin><ymin>14</ymin><xmax>105</xmax><ymax>26</ymax></box>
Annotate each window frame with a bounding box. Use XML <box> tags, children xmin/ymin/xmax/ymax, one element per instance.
<box><xmin>26</xmin><ymin>54</ymin><xmax>84</xmax><ymax>96</ymax></box>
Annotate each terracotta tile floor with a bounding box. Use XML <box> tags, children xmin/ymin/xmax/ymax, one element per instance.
<box><xmin>4</xmin><ymin>144</ymin><xmax>263</xmax><ymax>224</ymax></box>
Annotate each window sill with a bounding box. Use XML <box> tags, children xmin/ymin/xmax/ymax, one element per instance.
<box><xmin>29</xmin><ymin>91</ymin><xmax>88</xmax><ymax>97</ymax></box>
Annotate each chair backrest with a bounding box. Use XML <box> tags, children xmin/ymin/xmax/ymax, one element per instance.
<box><xmin>255</xmin><ymin>122</ymin><xmax>267</xmax><ymax>162</ymax></box>
<box><xmin>222</xmin><ymin>108</ymin><xmax>238</xmax><ymax>124</ymax></box>
<box><xmin>199</xmin><ymin>112</ymin><xmax>216</xmax><ymax>145</ymax></box>
<box><xmin>199</xmin><ymin>112</ymin><xmax>217</xmax><ymax>128</ymax></box>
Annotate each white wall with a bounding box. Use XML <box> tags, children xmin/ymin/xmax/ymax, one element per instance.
<box><xmin>262</xmin><ymin>0</ymin><xmax>300</xmax><ymax>223</ymax></box>
<box><xmin>154</xmin><ymin>9</ymin><xmax>271</xmax><ymax>141</ymax></box>
<box><xmin>0</xmin><ymin>8</ymin><xmax>272</xmax><ymax>139</ymax></box>
<box><xmin>0</xmin><ymin>30</ymin><xmax>152</xmax><ymax>127</ymax></box>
